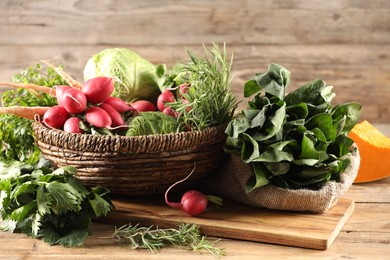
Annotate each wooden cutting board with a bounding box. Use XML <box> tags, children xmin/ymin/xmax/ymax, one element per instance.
<box><xmin>103</xmin><ymin>196</ymin><xmax>354</xmax><ymax>250</ymax></box>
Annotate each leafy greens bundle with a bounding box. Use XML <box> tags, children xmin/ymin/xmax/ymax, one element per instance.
<box><xmin>0</xmin><ymin>159</ymin><xmax>113</xmax><ymax>247</ymax></box>
<box><xmin>225</xmin><ymin>64</ymin><xmax>361</xmax><ymax>191</ymax></box>
<box><xmin>0</xmin><ymin>63</ymin><xmax>65</xmax><ymax>163</ymax></box>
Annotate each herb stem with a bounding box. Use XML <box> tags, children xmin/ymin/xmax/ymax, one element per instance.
<box><xmin>112</xmin><ymin>223</ymin><xmax>225</xmax><ymax>258</ymax></box>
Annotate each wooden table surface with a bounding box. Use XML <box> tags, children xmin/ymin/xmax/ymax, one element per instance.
<box><xmin>1</xmin><ymin>125</ymin><xmax>390</xmax><ymax>259</ymax></box>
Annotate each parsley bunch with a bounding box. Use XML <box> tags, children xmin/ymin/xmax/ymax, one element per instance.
<box><xmin>0</xmin><ymin>159</ymin><xmax>114</xmax><ymax>247</ymax></box>
<box><xmin>0</xmin><ymin>63</ymin><xmax>65</xmax><ymax>163</ymax></box>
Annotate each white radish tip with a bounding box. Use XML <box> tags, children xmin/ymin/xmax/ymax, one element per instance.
<box><xmin>164</xmin><ymin>163</ymin><xmax>197</xmax><ymax>206</ymax></box>
<box><xmin>106</xmin><ymin>124</ymin><xmax>129</xmax><ymax>130</ymax></box>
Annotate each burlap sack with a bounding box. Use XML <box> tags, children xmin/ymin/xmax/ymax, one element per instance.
<box><xmin>208</xmin><ymin>146</ymin><xmax>360</xmax><ymax>213</ymax></box>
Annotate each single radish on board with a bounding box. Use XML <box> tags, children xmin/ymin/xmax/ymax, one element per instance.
<box><xmin>103</xmin><ymin>96</ymin><xmax>132</xmax><ymax>113</ymax></box>
<box><xmin>100</xmin><ymin>103</ymin><xmax>125</xmax><ymax>127</ymax></box>
<box><xmin>131</xmin><ymin>100</ymin><xmax>156</xmax><ymax>112</ymax></box>
<box><xmin>61</xmin><ymin>88</ymin><xmax>87</xmax><ymax>114</ymax></box>
<box><xmin>43</xmin><ymin>105</ymin><xmax>70</xmax><ymax>129</ymax></box>
<box><xmin>63</xmin><ymin>117</ymin><xmax>84</xmax><ymax>134</ymax></box>
<box><xmin>85</xmin><ymin>106</ymin><xmax>112</xmax><ymax>128</ymax></box>
<box><xmin>82</xmin><ymin>76</ymin><xmax>114</xmax><ymax>104</ymax></box>
<box><xmin>164</xmin><ymin>165</ymin><xmax>208</xmax><ymax>216</ymax></box>
<box><xmin>55</xmin><ymin>85</ymin><xmax>72</xmax><ymax>106</ymax></box>
<box><xmin>157</xmin><ymin>90</ymin><xmax>175</xmax><ymax>111</ymax></box>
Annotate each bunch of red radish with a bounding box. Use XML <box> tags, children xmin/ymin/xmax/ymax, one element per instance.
<box><xmin>130</xmin><ymin>83</ymin><xmax>190</xmax><ymax>116</ymax></box>
<box><xmin>42</xmin><ymin>76</ymin><xmax>134</xmax><ymax>133</ymax></box>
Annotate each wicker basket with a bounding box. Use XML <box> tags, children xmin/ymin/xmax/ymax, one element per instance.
<box><xmin>32</xmin><ymin>122</ymin><xmax>228</xmax><ymax>196</ymax></box>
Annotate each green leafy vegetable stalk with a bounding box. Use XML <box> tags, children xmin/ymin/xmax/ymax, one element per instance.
<box><xmin>112</xmin><ymin>223</ymin><xmax>225</xmax><ymax>258</ymax></box>
<box><xmin>0</xmin><ymin>159</ymin><xmax>114</xmax><ymax>247</ymax></box>
<box><xmin>0</xmin><ymin>63</ymin><xmax>66</xmax><ymax>163</ymax></box>
<box><xmin>224</xmin><ymin>63</ymin><xmax>361</xmax><ymax>191</ymax></box>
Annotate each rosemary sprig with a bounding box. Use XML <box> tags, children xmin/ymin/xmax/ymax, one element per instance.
<box><xmin>172</xmin><ymin>43</ymin><xmax>238</xmax><ymax>131</ymax></box>
<box><xmin>112</xmin><ymin>223</ymin><xmax>225</xmax><ymax>258</ymax></box>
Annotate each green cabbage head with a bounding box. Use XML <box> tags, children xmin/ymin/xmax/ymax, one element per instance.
<box><xmin>83</xmin><ymin>48</ymin><xmax>166</xmax><ymax>102</ymax></box>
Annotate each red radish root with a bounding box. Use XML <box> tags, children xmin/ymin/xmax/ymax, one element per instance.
<box><xmin>131</xmin><ymin>100</ymin><xmax>156</xmax><ymax>112</ymax></box>
<box><xmin>162</xmin><ymin>106</ymin><xmax>177</xmax><ymax>117</ymax></box>
<box><xmin>179</xmin><ymin>83</ymin><xmax>190</xmax><ymax>97</ymax></box>
<box><xmin>157</xmin><ymin>90</ymin><xmax>175</xmax><ymax>111</ymax></box>
<box><xmin>85</xmin><ymin>106</ymin><xmax>112</xmax><ymax>128</ymax></box>
<box><xmin>82</xmin><ymin>76</ymin><xmax>115</xmax><ymax>104</ymax></box>
<box><xmin>64</xmin><ymin>117</ymin><xmax>84</xmax><ymax>134</ymax></box>
<box><xmin>55</xmin><ymin>85</ymin><xmax>72</xmax><ymax>106</ymax></box>
<box><xmin>61</xmin><ymin>88</ymin><xmax>87</xmax><ymax>114</ymax></box>
<box><xmin>103</xmin><ymin>96</ymin><xmax>132</xmax><ymax>113</ymax></box>
<box><xmin>42</xmin><ymin>106</ymin><xmax>69</xmax><ymax>129</ymax></box>
<box><xmin>100</xmin><ymin>103</ymin><xmax>125</xmax><ymax>127</ymax></box>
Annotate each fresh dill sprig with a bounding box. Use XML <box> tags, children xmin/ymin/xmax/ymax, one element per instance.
<box><xmin>112</xmin><ymin>223</ymin><xmax>225</xmax><ymax>258</ymax></box>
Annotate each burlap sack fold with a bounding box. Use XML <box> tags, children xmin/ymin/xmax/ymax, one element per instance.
<box><xmin>208</xmin><ymin>146</ymin><xmax>360</xmax><ymax>213</ymax></box>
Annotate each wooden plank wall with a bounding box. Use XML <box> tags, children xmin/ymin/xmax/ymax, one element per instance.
<box><xmin>0</xmin><ymin>0</ymin><xmax>389</xmax><ymax>122</ymax></box>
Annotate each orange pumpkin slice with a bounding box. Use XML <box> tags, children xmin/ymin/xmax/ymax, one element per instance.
<box><xmin>348</xmin><ymin>120</ymin><xmax>390</xmax><ymax>183</ymax></box>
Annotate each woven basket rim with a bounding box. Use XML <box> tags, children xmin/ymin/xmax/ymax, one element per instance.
<box><xmin>32</xmin><ymin>122</ymin><xmax>227</xmax><ymax>154</ymax></box>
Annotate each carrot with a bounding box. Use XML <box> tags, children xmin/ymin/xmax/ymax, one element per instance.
<box><xmin>40</xmin><ymin>60</ymin><xmax>83</xmax><ymax>89</ymax></box>
<box><xmin>348</xmin><ymin>120</ymin><xmax>390</xmax><ymax>183</ymax></box>
<box><xmin>0</xmin><ymin>106</ymin><xmax>50</xmax><ymax>120</ymax></box>
<box><xmin>0</xmin><ymin>82</ymin><xmax>56</xmax><ymax>97</ymax></box>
